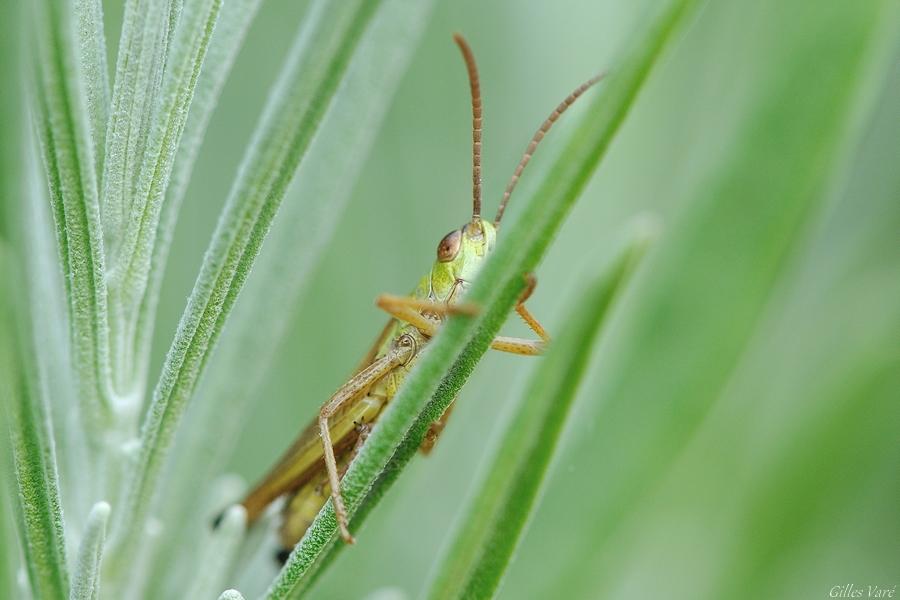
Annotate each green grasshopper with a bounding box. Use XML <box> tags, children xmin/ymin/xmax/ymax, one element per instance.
<box><xmin>234</xmin><ymin>34</ymin><xmax>600</xmax><ymax>556</ymax></box>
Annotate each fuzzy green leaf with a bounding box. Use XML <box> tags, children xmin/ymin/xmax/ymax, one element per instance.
<box><xmin>73</xmin><ymin>0</ymin><xmax>109</xmax><ymax>182</ymax></box>
<box><xmin>0</xmin><ymin>0</ymin><xmax>24</xmax><ymax>242</ymax></box>
<box><xmin>1</xmin><ymin>254</ymin><xmax>70</xmax><ymax>600</ymax></box>
<box><xmin>132</xmin><ymin>0</ymin><xmax>265</xmax><ymax>400</ymax></box>
<box><xmin>1</xmin><ymin>6</ymin><xmax>33</xmax><ymax>595</ymax></box>
<box><xmin>128</xmin><ymin>0</ymin><xmax>268</xmax><ymax>585</ymax></box>
<box><xmin>426</xmin><ymin>225</ymin><xmax>654</xmax><ymax>600</ymax></box>
<box><xmin>268</xmin><ymin>0</ymin><xmax>700</xmax><ymax>595</ymax></box>
<box><xmin>106</xmin><ymin>0</ymin><xmax>222</xmax><ymax>395</ymax></box>
<box><xmin>111</xmin><ymin>0</ymin><xmax>387</xmax><ymax>571</ymax></box>
<box><xmin>30</xmin><ymin>0</ymin><xmax>113</xmax><ymax>438</ymax></box>
<box><xmin>0</xmin><ymin>258</ymin><xmax>21</xmax><ymax>599</ymax></box>
<box><xmin>70</xmin><ymin>501</ymin><xmax>110</xmax><ymax>600</ymax></box>
<box><xmin>102</xmin><ymin>0</ymin><xmax>180</xmax><ymax>252</ymax></box>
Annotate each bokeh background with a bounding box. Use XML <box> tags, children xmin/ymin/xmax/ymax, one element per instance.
<box><xmin>87</xmin><ymin>0</ymin><xmax>899</xmax><ymax>597</ymax></box>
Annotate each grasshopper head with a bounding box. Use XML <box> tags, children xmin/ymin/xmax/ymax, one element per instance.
<box><xmin>421</xmin><ymin>34</ymin><xmax>599</xmax><ymax>305</ymax></box>
<box><xmin>428</xmin><ymin>218</ymin><xmax>496</xmax><ymax>303</ymax></box>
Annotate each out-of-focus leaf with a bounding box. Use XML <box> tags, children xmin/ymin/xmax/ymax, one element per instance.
<box><xmin>505</xmin><ymin>2</ymin><xmax>900</xmax><ymax>597</ymax></box>
<box><xmin>426</xmin><ymin>225</ymin><xmax>653</xmax><ymax>600</ymax></box>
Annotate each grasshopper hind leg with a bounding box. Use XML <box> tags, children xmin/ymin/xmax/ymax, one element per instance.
<box><xmin>276</xmin><ymin>423</ymin><xmax>373</xmax><ymax>562</ymax></box>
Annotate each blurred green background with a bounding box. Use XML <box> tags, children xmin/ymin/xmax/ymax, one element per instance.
<box><xmin>88</xmin><ymin>0</ymin><xmax>899</xmax><ymax>597</ymax></box>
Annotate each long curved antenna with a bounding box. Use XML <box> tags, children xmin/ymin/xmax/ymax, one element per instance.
<box><xmin>453</xmin><ymin>33</ymin><xmax>483</xmax><ymax>223</ymax></box>
<box><xmin>494</xmin><ymin>73</ymin><xmax>604</xmax><ymax>228</ymax></box>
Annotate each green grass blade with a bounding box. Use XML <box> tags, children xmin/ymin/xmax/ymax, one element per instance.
<box><xmin>268</xmin><ymin>0</ymin><xmax>699</xmax><ymax>595</ymax></box>
<box><xmin>0</xmin><ymin>259</ymin><xmax>20</xmax><ymax>599</ymax></box>
<box><xmin>426</xmin><ymin>226</ymin><xmax>654</xmax><ymax>600</ymax></box>
<box><xmin>132</xmin><ymin>0</ymin><xmax>265</xmax><ymax>398</ymax></box>
<box><xmin>30</xmin><ymin>0</ymin><xmax>113</xmax><ymax>442</ymax></box>
<box><xmin>21</xmin><ymin>150</ymin><xmax>90</xmax><ymax>526</ymax></box>
<box><xmin>1</xmin><ymin>5</ymin><xmax>30</xmax><ymax>594</ymax></box>
<box><xmin>512</xmin><ymin>2</ymin><xmax>900</xmax><ymax>597</ymax></box>
<box><xmin>0</xmin><ymin>0</ymin><xmax>24</xmax><ymax>242</ymax></box>
<box><xmin>69</xmin><ymin>501</ymin><xmax>110</xmax><ymax>600</ymax></box>
<box><xmin>106</xmin><ymin>0</ymin><xmax>222</xmax><ymax>395</ymax></box>
<box><xmin>0</xmin><ymin>488</ymin><xmax>16</xmax><ymax>599</ymax></box>
<box><xmin>110</xmin><ymin>0</ymin><xmax>386</xmax><ymax>573</ymax></box>
<box><xmin>102</xmin><ymin>0</ymin><xmax>180</xmax><ymax>251</ymax></box>
<box><xmin>73</xmin><ymin>0</ymin><xmax>109</xmax><ymax>182</ymax></box>
<box><xmin>126</xmin><ymin>0</ymin><xmax>267</xmax><ymax>583</ymax></box>
<box><xmin>150</xmin><ymin>0</ymin><xmax>435</xmax><ymax>572</ymax></box>
<box><xmin>1</xmin><ymin>256</ymin><xmax>70</xmax><ymax>600</ymax></box>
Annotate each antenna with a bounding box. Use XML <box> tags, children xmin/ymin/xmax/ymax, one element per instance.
<box><xmin>494</xmin><ymin>73</ymin><xmax>603</xmax><ymax>228</ymax></box>
<box><xmin>453</xmin><ymin>33</ymin><xmax>483</xmax><ymax>223</ymax></box>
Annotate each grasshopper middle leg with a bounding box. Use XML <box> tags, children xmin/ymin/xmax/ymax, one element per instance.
<box><xmin>318</xmin><ymin>343</ymin><xmax>413</xmax><ymax>543</ymax></box>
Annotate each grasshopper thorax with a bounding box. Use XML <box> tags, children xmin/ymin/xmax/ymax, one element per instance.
<box><xmin>428</xmin><ymin>218</ymin><xmax>496</xmax><ymax>304</ymax></box>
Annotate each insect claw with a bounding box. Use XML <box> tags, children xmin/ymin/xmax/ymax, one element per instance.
<box><xmin>340</xmin><ymin>527</ymin><xmax>356</xmax><ymax>545</ymax></box>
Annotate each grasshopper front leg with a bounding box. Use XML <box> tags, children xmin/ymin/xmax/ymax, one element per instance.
<box><xmin>376</xmin><ymin>273</ymin><xmax>549</xmax><ymax>357</ymax></box>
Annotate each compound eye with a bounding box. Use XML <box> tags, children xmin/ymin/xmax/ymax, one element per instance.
<box><xmin>437</xmin><ymin>229</ymin><xmax>462</xmax><ymax>262</ymax></box>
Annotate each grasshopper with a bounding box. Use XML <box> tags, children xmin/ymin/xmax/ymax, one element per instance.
<box><xmin>233</xmin><ymin>34</ymin><xmax>600</xmax><ymax>557</ymax></box>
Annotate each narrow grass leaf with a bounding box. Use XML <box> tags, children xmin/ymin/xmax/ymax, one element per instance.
<box><xmin>22</xmin><ymin>147</ymin><xmax>91</xmax><ymax>527</ymax></box>
<box><xmin>133</xmin><ymin>0</ymin><xmax>265</xmax><ymax>397</ymax></box>
<box><xmin>427</xmin><ymin>225</ymin><xmax>654</xmax><ymax>600</ymax></box>
<box><xmin>0</xmin><ymin>261</ymin><xmax>21</xmax><ymax>600</ymax></box>
<box><xmin>0</xmin><ymin>487</ymin><xmax>16</xmax><ymax>599</ymax></box>
<box><xmin>0</xmin><ymin>5</ymin><xmax>27</xmax><ymax>593</ymax></box>
<box><xmin>73</xmin><ymin>0</ymin><xmax>109</xmax><ymax>181</ymax></box>
<box><xmin>0</xmin><ymin>0</ymin><xmax>24</xmax><ymax>241</ymax></box>
<box><xmin>102</xmin><ymin>0</ymin><xmax>181</xmax><ymax>252</ymax></box>
<box><xmin>269</xmin><ymin>0</ymin><xmax>699</xmax><ymax>595</ymax></box>
<box><xmin>107</xmin><ymin>0</ymin><xmax>222</xmax><ymax>396</ymax></box>
<box><xmin>30</xmin><ymin>0</ymin><xmax>113</xmax><ymax>438</ymax></box>
<box><xmin>112</xmin><ymin>0</ymin><xmax>386</xmax><ymax>571</ymax></box>
<box><xmin>1</xmin><ymin>254</ymin><xmax>70</xmax><ymax>600</ymax></box>
<box><xmin>69</xmin><ymin>501</ymin><xmax>110</xmax><ymax>600</ymax></box>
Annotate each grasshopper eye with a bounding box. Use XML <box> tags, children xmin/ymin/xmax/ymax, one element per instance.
<box><xmin>437</xmin><ymin>229</ymin><xmax>462</xmax><ymax>262</ymax></box>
